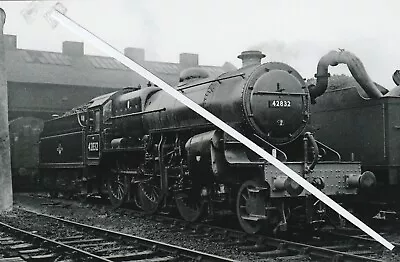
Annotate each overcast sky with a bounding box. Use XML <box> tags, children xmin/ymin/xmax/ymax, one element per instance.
<box><xmin>2</xmin><ymin>0</ymin><xmax>400</xmax><ymax>88</ymax></box>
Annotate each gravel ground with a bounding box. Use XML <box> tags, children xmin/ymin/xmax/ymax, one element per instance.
<box><xmin>2</xmin><ymin>193</ymin><xmax>272</xmax><ymax>262</ymax></box>
<box><xmin>2</xmin><ymin>193</ymin><xmax>400</xmax><ymax>262</ymax></box>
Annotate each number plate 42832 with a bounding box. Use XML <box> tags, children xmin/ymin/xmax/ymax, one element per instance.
<box><xmin>268</xmin><ymin>100</ymin><xmax>291</xmax><ymax>108</ymax></box>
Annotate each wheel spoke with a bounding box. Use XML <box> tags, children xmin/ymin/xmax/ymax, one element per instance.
<box><xmin>118</xmin><ymin>185</ymin><xmax>124</xmax><ymax>198</ymax></box>
<box><xmin>117</xmin><ymin>186</ymin><xmax>122</xmax><ymax>200</ymax></box>
<box><xmin>236</xmin><ymin>180</ymin><xmax>268</xmax><ymax>234</ymax></box>
<box><xmin>107</xmin><ymin>173</ymin><xmax>129</xmax><ymax>208</ymax></box>
<box><xmin>136</xmin><ymin>181</ymin><xmax>162</xmax><ymax>214</ymax></box>
<box><xmin>175</xmin><ymin>191</ymin><xmax>205</xmax><ymax>222</ymax></box>
<box><xmin>241</xmin><ymin>194</ymin><xmax>248</xmax><ymax>201</ymax></box>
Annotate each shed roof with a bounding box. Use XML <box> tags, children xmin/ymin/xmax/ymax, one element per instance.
<box><xmin>5</xmin><ymin>48</ymin><xmax>227</xmax><ymax>88</ymax></box>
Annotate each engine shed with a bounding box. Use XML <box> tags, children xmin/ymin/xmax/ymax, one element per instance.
<box><xmin>4</xmin><ymin>34</ymin><xmax>229</xmax><ymax>121</ymax></box>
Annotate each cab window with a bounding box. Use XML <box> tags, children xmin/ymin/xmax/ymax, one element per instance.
<box><xmin>95</xmin><ymin>110</ymin><xmax>100</xmax><ymax>132</ymax></box>
<box><xmin>103</xmin><ymin>100</ymin><xmax>112</xmax><ymax>123</ymax></box>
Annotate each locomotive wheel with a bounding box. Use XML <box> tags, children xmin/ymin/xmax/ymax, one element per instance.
<box><xmin>107</xmin><ymin>173</ymin><xmax>130</xmax><ymax>208</ymax></box>
<box><xmin>133</xmin><ymin>185</ymin><xmax>143</xmax><ymax>210</ymax></box>
<box><xmin>136</xmin><ymin>182</ymin><xmax>162</xmax><ymax>214</ymax></box>
<box><xmin>175</xmin><ymin>190</ymin><xmax>206</xmax><ymax>222</ymax></box>
<box><xmin>128</xmin><ymin>183</ymin><xmax>145</xmax><ymax>210</ymax></box>
<box><xmin>236</xmin><ymin>180</ymin><xmax>269</xmax><ymax>234</ymax></box>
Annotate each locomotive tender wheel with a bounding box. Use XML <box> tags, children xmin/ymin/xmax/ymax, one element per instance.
<box><xmin>175</xmin><ymin>190</ymin><xmax>206</xmax><ymax>222</ymax></box>
<box><xmin>236</xmin><ymin>180</ymin><xmax>269</xmax><ymax>234</ymax></box>
<box><xmin>136</xmin><ymin>182</ymin><xmax>162</xmax><ymax>214</ymax></box>
<box><xmin>107</xmin><ymin>173</ymin><xmax>130</xmax><ymax>208</ymax></box>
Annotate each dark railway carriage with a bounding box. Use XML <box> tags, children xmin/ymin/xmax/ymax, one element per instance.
<box><xmin>307</xmin><ymin>49</ymin><xmax>400</xmax><ymax>216</ymax></box>
<box><xmin>39</xmin><ymin>50</ymin><xmax>373</xmax><ymax>235</ymax></box>
<box><xmin>310</xmin><ymin>75</ymin><xmax>400</xmax><ymax>214</ymax></box>
<box><xmin>9</xmin><ymin>117</ymin><xmax>44</xmax><ymax>191</ymax></box>
<box><xmin>40</xmin><ymin>107</ymin><xmax>88</xmax><ymax>196</ymax></box>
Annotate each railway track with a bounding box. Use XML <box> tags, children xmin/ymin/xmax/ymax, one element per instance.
<box><xmin>152</xmin><ymin>215</ymin><xmax>393</xmax><ymax>262</ymax></box>
<box><xmin>91</xmin><ymin>197</ymin><xmax>397</xmax><ymax>261</ymax></box>
<box><xmin>0</xmin><ymin>208</ymin><xmax>237</xmax><ymax>262</ymax></box>
<box><xmin>3</xmin><ymin>203</ymin><xmax>395</xmax><ymax>262</ymax></box>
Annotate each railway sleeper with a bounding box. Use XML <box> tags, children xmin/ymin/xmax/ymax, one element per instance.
<box><xmin>131</xmin><ymin>256</ymin><xmax>176</xmax><ymax>262</ymax></box>
<box><xmin>345</xmin><ymin>249</ymin><xmax>379</xmax><ymax>256</ymax></box>
<box><xmin>0</xmin><ymin>258</ymin><xmax>25</xmax><ymax>262</ymax></box>
<box><xmin>75</xmin><ymin>241</ymin><xmax>116</xmax><ymax>248</ymax></box>
<box><xmin>54</xmin><ymin>235</ymin><xmax>84</xmax><ymax>242</ymax></box>
<box><xmin>20</xmin><ymin>253</ymin><xmax>57</xmax><ymax>261</ymax></box>
<box><xmin>321</xmin><ymin>244</ymin><xmax>357</xmax><ymax>251</ymax></box>
<box><xmin>61</xmin><ymin>238</ymin><xmax>104</xmax><ymax>244</ymax></box>
<box><xmin>103</xmin><ymin>250</ymin><xmax>156</xmax><ymax>260</ymax></box>
<box><xmin>94</xmin><ymin>246</ymin><xmax>138</xmax><ymax>255</ymax></box>
<box><xmin>0</xmin><ymin>238</ymin><xmax>13</xmax><ymax>242</ymax></box>
<box><xmin>273</xmin><ymin>254</ymin><xmax>310</xmax><ymax>261</ymax></box>
<box><xmin>0</xmin><ymin>241</ymin><xmax>24</xmax><ymax>246</ymax></box>
<box><xmin>9</xmin><ymin>244</ymin><xmax>34</xmax><ymax>250</ymax></box>
<box><xmin>256</xmin><ymin>249</ymin><xmax>291</xmax><ymax>258</ymax></box>
<box><xmin>16</xmin><ymin>248</ymin><xmax>46</xmax><ymax>255</ymax></box>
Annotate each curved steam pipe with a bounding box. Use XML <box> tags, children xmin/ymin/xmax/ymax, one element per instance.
<box><xmin>309</xmin><ymin>50</ymin><xmax>383</xmax><ymax>102</ymax></box>
<box><xmin>304</xmin><ymin>132</ymin><xmax>319</xmax><ymax>173</ymax></box>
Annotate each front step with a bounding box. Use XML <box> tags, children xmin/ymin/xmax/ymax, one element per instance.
<box><xmin>241</xmin><ymin>215</ymin><xmax>268</xmax><ymax>221</ymax></box>
<box><xmin>248</xmin><ymin>187</ymin><xmax>269</xmax><ymax>193</ymax></box>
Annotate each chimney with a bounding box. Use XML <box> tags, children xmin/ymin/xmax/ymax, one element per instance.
<box><xmin>124</xmin><ymin>47</ymin><xmax>145</xmax><ymax>63</ymax></box>
<box><xmin>179</xmin><ymin>53</ymin><xmax>199</xmax><ymax>68</ymax></box>
<box><xmin>62</xmin><ymin>41</ymin><xmax>84</xmax><ymax>56</ymax></box>
<box><xmin>237</xmin><ymin>50</ymin><xmax>265</xmax><ymax>67</ymax></box>
<box><xmin>4</xmin><ymin>34</ymin><xmax>16</xmax><ymax>49</ymax></box>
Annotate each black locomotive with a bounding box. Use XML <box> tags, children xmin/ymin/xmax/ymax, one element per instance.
<box><xmin>309</xmin><ymin>49</ymin><xmax>400</xmax><ymax>217</ymax></box>
<box><xmin>39</xmin><ymin>50</ymin><xmax>373</xmax><ymax>234</ymax></box>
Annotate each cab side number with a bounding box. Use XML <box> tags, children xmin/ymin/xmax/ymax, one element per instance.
<box><xmin>88</xmin><ymin>142</ymin><xmax>99</xmax><ymax>152</ymax></box>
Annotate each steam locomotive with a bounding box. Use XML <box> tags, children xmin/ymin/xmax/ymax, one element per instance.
<box><xmin>39</xmin><ymin>50</ymin><xmax>374</xmax><ymax>234</ymax></box>
<box><xmin>309</xmin><ymin>50</ymin><xmax>400</xmax><ymax>217</ymax></box>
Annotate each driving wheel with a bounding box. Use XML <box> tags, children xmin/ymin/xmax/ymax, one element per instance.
<box><xmin>136</xmin><ymin>181</ymin><xmax>163</xmax><ymax>214</ymax></box>
<box><xmin>236</xmin><ymin>179</ymin><xmax>269</xmax><ymax>234</ymax></box>
<box><xmin>175</xmin><ymin>189</ymin><xmax>206</xmax><ymax>222</ymax></box>
<box><xmin>107</xmin><ymin>173</ymin><xmax>130</xmax><ymax>208</ymax></box>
